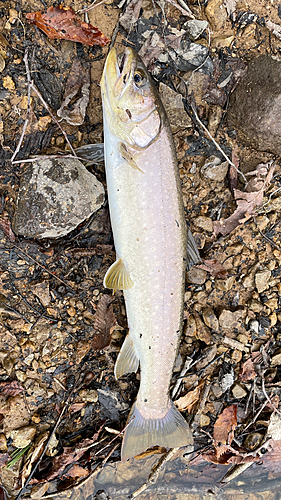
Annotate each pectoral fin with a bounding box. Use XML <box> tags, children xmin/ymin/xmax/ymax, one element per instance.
<box><xmin>186</xmin><ymin>227</ymin><xmax>201</xmax><ymax>270</ymax></box>
<box><xmin>114</xmin><ymin>333</ymin><xmax>139</xmax><ymax>379</ymax></box>
<box><xmin>103</xmin><ymin>258</ymin><xmax>133</xmax><ymax>291</ymax></box>
<box><xmin>119</xmin><ymin>142</ymin><xmax>144</xmax><ymax>173</ymax></box>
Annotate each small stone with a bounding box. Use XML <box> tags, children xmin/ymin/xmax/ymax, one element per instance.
<box><xmin>16</xmin><ymin>370</ymin><xmax>27</xmax><ymax>383</ymax></box>
<box><xmin>31</xmin><ymin>414</ymin><xmax>41</xmax><ymax>424</ymax></box>
<box><xmin>255</xmin><ymin>269</ymin><xmax>271</xmax><ymax>293</ymax></box>
<box><xmin>232</xmin><ymin>349</ymin><xmax>242</xmax><ymax>363</ymax></box>
<box><xmin>265</xmin><ymin>297</ymin><xmax>278</xmax><ymax>311</ymax></box>
<box><xmin>24</xmin><ymin>353</ymin><xmax>34</xmax><ymax>365</ymax></box>
<box><xmin>184</xmin><ymin>315</ymin><xmax>196</xmax><ymax>337</ymax></box>
<box><xmin>186</xmin><ymin>267</ymin><xmax>207</xmax><ymax>285</ymax></box>
<box><xmin>248</xmin><ymin>299</ymin><xmax>263</xmax><ymax>313</ymax></box>
<box><xmin>10</xmin><ymin>425</ymin><xmax>36</xmax><ymax>448</ymax></box>
<box><xmin>0</xmin><ymin>433</ymin><xmax>7</xmax><ymax>452</ymax></box>
<box><xmin>183</xmin><ymin>19</ymin><xmax>208</xmax><ymax>40</ymax></box>
<box><xmin>232</xmin><ymin>383</ymin><xmax>247</xmax><ymax>399</ymax></box>
<box><xmin>237</xmin><ymin>334</ymin><xmax>248</xmax><ymax>345</ymax></box>
<box><xmin>193</xmin><ymin>216</ymin><xmax>213</xmax><ymax>233</ymax></box>
<box><xmin>205</xmin><ymin>0</ymin><xmax>228</xmax><ymax>30</ymax></box>
<box><xmin>79</xmin><ymin>389</ymin><xmax>98</xmax><ymax>403</ymax></box>
<box><xmin>67</xmin><ymin>306</ymin><xmax>76</xmax><ymax>317</ymax></box>
<box><xmin>195</xmin><ymin>316</ymin><xmax>212</xmax><ymax>344</ymax></box>
<box><xmin>3</xmin><ymin>75</ymin><xmax>15</xmax><ymax>90</ymax></box>
<box><xmin>218</xmin><ymin>309</ymin><xmax>243</xmax><ymax>330</ymax></box>
<box><xmin>159</xmin><ymin>83</ymin><xmax>192</xmax><ymax>133</ymax></box>
<box><xmin>30</xmin><ymin>281</ymin><xmax>51</xmax><ymax>307</ymax></box>
<box><xmin>270</xmin><ymin>312</ymin><xmax>277</xmax><ymax>327</ymax></box>
<box><xmin>249</xmin><ymin>320</ymin><xmax>259</xmax><ymax>334</ymax></box>
<box><xmin>202</xmin><ymin>307</ymin><xmax>219</xmax><ymax>331</ymax></box>
<box><xmin>221</xmin><ymin>372</ymin><xmax>234</xmax><ymax>393</ymax></box>
<box><xmin>254</xmin><ymin>215</ymin><xmax>270</xmax><ymax>232</ymax></box>
<box><xmin>201</xmin><ymin>156</ymin><xmax>229</xmax><ymax>182</ymax></box>
<box><xmin>271</xmin><ymin>352</ymin><xmax>281</xmax><ymax>367</ymax></box>
<box><xmin>215</xmin><ymin>276</ymin><xmax>235</xmax><ymax>292</ymax></box>
<box><xmin>199</xmin><ymin>414</ymin><xmax>210</xmax><ymax>427</ymax></box>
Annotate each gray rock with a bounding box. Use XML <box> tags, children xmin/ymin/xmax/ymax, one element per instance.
<box><xmin>183</xmin><ymin>19</ymin><xmax>208</xmax><ymax>41</ymax></box>
<box><xmin>227</xmin><ymin>55</ymin><xmax>281</xmax><ymax>154</ymax></box>
<box><xmin>168</xmin><ymin>39</ymin><xmax>213</xmax><ymax>74</ymax></box>
<box><xmin>13</xmin><ymin>157</ymin><xmax>105</xmax><ymax>239</ymax></box>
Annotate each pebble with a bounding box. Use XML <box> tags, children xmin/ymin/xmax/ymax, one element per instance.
<box><xmin>184</xmin><ymin>314</ymin><xmax>196</xmax><ymax>337</ymax></box>
<box><xmin>232</xmin><ymin>383</ymin><xmax>247</xmax><ymax>399</ymax></box>
<box><xmin>201</xmin><ymin>156</ymin><xmax>229</xmax><ymax>182</ymax></box>
<box><xmin>195</xmin><ymin>316</ymin><xmax>212</xmax><ymax>344</ymax></box>
<box><xmin>218</xmin><ymin>309</ymin><xmax>243</xmax><ymax>330</ymax></box>
<box><xmin>10</xmin><ymin>425</ymin><xmax>36</xmax><ymax>448</ymax></box>
<box><xmin>202</xmin><ymin>307</ymin><xmax>219</xmax><ymax>331</ymax></box>
<box><xmin>265</xmin><ymin>297</ymin><xmax>278</xmax><ymax>311</ymax></box>
<box><xmin>248</xmin><ymin>299</ymin><xmax>263</xmax><ymax>313</ymax></box>
<box><xmin>13</xmin><ymin>157</ymin><xmax>105</xmax><ymax>239</ymax></box>
<box><xmin>30</xmin><ymin>281</ymin><xmax>51</xmax><ymax>307</ymax></box>
<box><xmin>159</xmin><ymin>83</ymin><xmax>192</xmax><ymax>133</ymax></box>
<box><xmin>228</xmin><ymin>55</ymin><xmax>281</xmax><ymax>154</ymax></box>
<box><xmin>255</xmin><ymin>269</ymin><xmax>271</xmax><ymax>293</ymax></box>
<box><xmin>199</xmin><ymin>414</ymin><xmax>210</xmax><ymax>427</ymax></box>
<box><xmin>186</xmin><ymin>267</ymin><xmax>207</xmax><ymax>285</ymax></box>
<box><xmin>0</xmin><ymin>433</ymin><xmax>7</xmax><ymax>452</ymax></box>
<box><xmin>205</xmin><ymin>0</ymin><xmax>228</xmax><ymax>31</ymax></box>
<box><xmin>67</xmin><ymin>306</ymin><xmax>76</xmax><ymax>317</ymax></box>
<box><xmin>193</xmin><ymin>216</ymin><xmax>213</xmax><ymax>232</ymax></box>
<box><xmin>215</xmin><ymin>276</ymin><xmax>235</xmax><ymax>292</ymax></box>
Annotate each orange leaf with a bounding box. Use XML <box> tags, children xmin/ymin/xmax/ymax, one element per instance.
<box><xmin>213</xmin><ymin>405</ymin><xmax>237</xmax><ymax>445</ymax></box>
<box><xmin>26</xmin><ymin>6</ymin><xmax>110</xmax><ymax>46</ymax></box>
<box><xmin>239</xmin><ymin>358</ymin><xmax>256</xmax><ymax>382</ymax></box>
<box><xmin>67</xmin><ymin>464</ymin><xmax>89</xmax><ymax>478</ymax></box>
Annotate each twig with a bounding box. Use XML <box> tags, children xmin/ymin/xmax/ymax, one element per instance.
<box><xmin>15</xmin><ymin>377</ymin><xmax>82</xmax><ymax>500</ymax></box>
<box><xmin>22</xmin><ymin>51</ymin><xmax>76</xmax><ymax>157</ymax></box>
<box><xmin>171</xmin><ymin>356</ymin><xmax>192</xmax><ymax>399</ymax></box>
<box><xmin>189</xmin><ymin>100</ymin><xmax>247</xmax><ymax>184</ymax></box>
<box><xmin>77</xmin><ymin>0</ymin><xmax>109</xmax><ymax>13</ymax></box>
<box><xmin>10</xmin><ymin>50</ymin><xmax>31</xmax><ymax>162</ymax></box>
<box><xmin>12</xmin><ymin>154</ymin><xmax>90</xmax><ymax>165</ymax></box>
<box><xmin>12</xmin><ymin>244</ymin><xmax>75</xmax><ymax>290</ymax></box>
<box><xmin>130</xmin><ymin>447</ymin><xmax>180</xmax><ymax>499</ymax></box>
<box><xmin>261</xmin><ymin>376</ymin><xmax>281</xmax><ymax>418</ymax></box>
<box><xmin>95</xmin><ymin>416</ymin><xmax>135</xmax><ymax>456</ymax></box>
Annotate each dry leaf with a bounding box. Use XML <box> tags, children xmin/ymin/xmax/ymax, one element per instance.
<box><xmin>0</xmin><ymin>381</ymin><xmax>24</xmax><ymax>396</ymax></box>
<box><xmin>0</xmin><ymin>213</ymin><xmax>15</xmax><ymax>242</ymax></box>
<box><xmin>213</xmin><ymin>405</ymin><xmax>237</xmax><ymax>445</ymax></box>
<box><xmin>26</xmin><ymin>6</ymin><xmax>110</xmax><ymax>46</ymax></box>
<box><xmin>196</xmin><ymin>259</ymin><xmax>228</xmax><ymax>278</ymax></box>
<box><xmin>91</xmin><ymin>295</ymin><xmax>117</xmax><ymax>350</ymax></box>
<box><xmin>174</xmin><ymin>382</ymin><xmax>204</xmax><ymax>413</ymax></box>
<box><xmin>223</xmin><ymin>0</ymin><xmax>238</xmax><ymax>20</ymax></box>
<box><xmin>67</xmin><ymin>464</ymin><xmax>89</xmax><ymax>478</ymax></box>
<box><xmin>239</xmin><ymin>358</ymin><xmax>256</xmax><ymax>382</ymax></box>
<box><xmin>57</xmin><ymin>59</ymin><xmax>90</xmax><ymax>126</ymax></box>
<box><xmin>69</xmin><ymin>402</ymin><xmax>86</xmax><ymax>413</ymax></box>
<box><xmin>119</xmin><ymin>0</ymin><xmax>142</xmax><ymax>31</ymax></box>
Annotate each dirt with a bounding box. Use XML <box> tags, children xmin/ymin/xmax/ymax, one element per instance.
<box><xmin>1</xmin><ymin>0</ymin><xmax>281</xmax><ymax>499</ymax></box>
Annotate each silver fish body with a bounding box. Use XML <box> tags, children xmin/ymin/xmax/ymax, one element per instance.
<box><xmin>100</xmin><ymin>47</ymin><xmax>199</xmax><ymax>461</ymax></box>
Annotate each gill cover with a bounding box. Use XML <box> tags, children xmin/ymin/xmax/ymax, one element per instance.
<box><xmin>100</xmin><ymin>47</ymin><xmax>163</xmax><ymax>149</ymax></box>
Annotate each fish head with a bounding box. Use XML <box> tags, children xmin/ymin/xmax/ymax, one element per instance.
<box><xmin>101</xmin><ymin>47</ymin><xmax>164</xmax><ymax>148</ymax></box>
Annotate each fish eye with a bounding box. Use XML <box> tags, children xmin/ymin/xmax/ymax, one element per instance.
<box><xmin>134</xmin><ymin>69</ymin><xmax>147</xmax><ymax>86</ymax></box>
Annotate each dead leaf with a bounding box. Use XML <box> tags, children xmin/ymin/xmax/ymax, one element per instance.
<box><xmin>213</xmin><ymin>405</ymin><xmax>237</xmax><ymax>445</ymax></box>
<box><xmin>0</xmin><ymin>381</ymin><xmax>24</xmax><ymax>396</ymax></box>
<box><xmin>174</xmin><ymin>382</ymin><xmax>204</xmax><ymax>413</ymax></box>
<box><xmin>223</xmin><ymin>0</ymin><xmax>238</xmax><ymax>20</ymax></box>
<box><xmin>69</xmin><ymin>402</ymin><xmax>86</xmax><ymax>413</ymax></box>
<box><xmin>239</xmin><ymin>358</ymin><xmax>256</xmax><ymax>382</ymax></box>
<box><xmin>196</xmin><ymin>259</ymin><xmax>227</xmax><ymax>278</ymax></box>
<box><xmin>91</xmin><ymin>295</ymin><xmax>117</xmax><ymax>350</ymax></box>
<box><xmin>26</xmin><ymin>6</ymin><xmax>110</xmax><ymax>46</ymax></box>
<box><xmin>0</xmin><ymin>213</ymin><xmax>15</xmax><ymax>242</ymax></box>
<box><xmin>67</xmin><ymin>464</ymin><xmax>89</xmax><ymax>478</ymax></box>
<box><xmin>213</xmin><ymin>161</ymin><xmax>275</xmax><ymax>237</ymax></box>
<box><xmin>119</xmin><ymin>0</ymin><xmax>142</xmax><ymax>31</ymax></box>
<box><xmin>57</xmin><ymin>59</ymin><xmax>90</xmax><ymax>126</ymax></box>
<box><xmin>0</xmin><ymin>453</ymin><xmax>9</xmax><ymax>469</ymax></box>
<box><xmin>21</xmin><ymin>433</ymin><xmax>49</xmax><ymax>485</ymax></box>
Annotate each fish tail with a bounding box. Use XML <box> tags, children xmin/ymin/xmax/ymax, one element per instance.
<box><xmin>121</xmin><ymin>401</ymin><xmax>193</xmax><ymax>462</ymax></box>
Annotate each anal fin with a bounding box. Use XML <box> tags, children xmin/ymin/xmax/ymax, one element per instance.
<box><xmin>103</xmin><ymin>258</ymin><xmax>133</xmax><ymax>291</ymax></box>
<box><xmin>114</xmin><ymin>333</ymin><xmax>139</xmax><ymax>379</ymax></box>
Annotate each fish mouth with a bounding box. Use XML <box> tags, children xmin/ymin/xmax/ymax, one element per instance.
<box><xmin>103</xmin><ymin>47</ymin><xmax>136</xmax><ymax>98</ymax></box>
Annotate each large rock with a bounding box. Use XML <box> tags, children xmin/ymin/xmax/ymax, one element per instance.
<box><xmin>227</xmin><ymin>55</ymin><xmax>281</xmax><ymax>154</ymax></box>
<box><xmin>14</xmin><ymin>157</ymin><xmax>105</xmax><ymax>238</ymax></box>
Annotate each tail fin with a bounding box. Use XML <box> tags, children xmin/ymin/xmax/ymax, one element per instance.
<box><xmin>121</xmin><ymin>401</ymin><xmax>193</xmax><ymax>462</ymax></box>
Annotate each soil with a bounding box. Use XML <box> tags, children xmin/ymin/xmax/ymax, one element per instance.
<box><xmin>1</xmin><ymin>0</ymin><xmax>281</xmax><ymax>499</ymax></box>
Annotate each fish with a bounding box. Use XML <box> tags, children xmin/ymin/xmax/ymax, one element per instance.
<box><xmin>100</xmin><ymin>46</ymin><xmax>200</xmax><ymax>462</ymax></box>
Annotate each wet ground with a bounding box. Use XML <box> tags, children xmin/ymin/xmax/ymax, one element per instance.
<box><xmin>1</xmin><ymin>0</ymin><xmax>281</xmax><ymax>498</ymax></box>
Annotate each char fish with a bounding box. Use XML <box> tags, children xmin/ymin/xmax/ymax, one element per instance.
<box><xmin>100</xmin><ymin>47</ymin><xmax>200</xmax><ymax>462</ymax></box>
